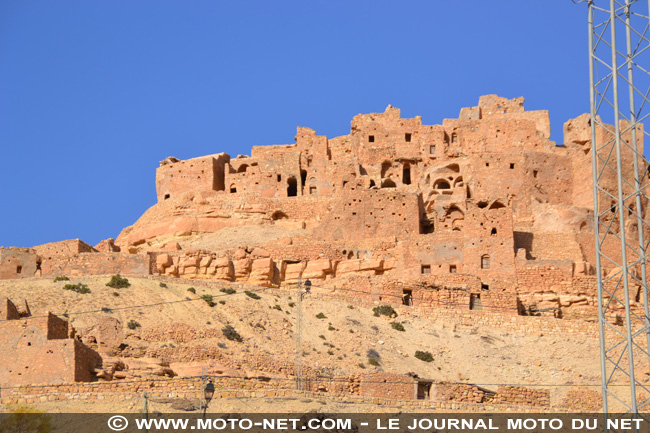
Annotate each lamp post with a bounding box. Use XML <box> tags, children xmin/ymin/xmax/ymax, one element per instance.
<box><xmin>203</xmin><ymin>380</ymin><xmax>215</xmax><ymax>419</ymax></box>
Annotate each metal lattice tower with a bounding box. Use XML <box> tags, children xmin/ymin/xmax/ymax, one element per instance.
<box><xmin>578</xmin><ymin>0</ymin><xmax>650</xmax><ymax>414</ymax></box>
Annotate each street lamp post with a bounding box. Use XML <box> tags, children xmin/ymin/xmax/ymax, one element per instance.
<box><xmin>203</xmin><ymin>380</ymin><xmax>215</xmax><ymax>419</ymax></box>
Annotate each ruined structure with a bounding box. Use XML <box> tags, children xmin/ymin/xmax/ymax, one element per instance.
<box><xmin>2</xmin><ymin>94</ymin><xmax>648</xmax><ymax>318</ymax></box>
<box><xmin>0</xmin><ymin>298</ymin><xmax>101</xmax><ymax>387</ymax></box>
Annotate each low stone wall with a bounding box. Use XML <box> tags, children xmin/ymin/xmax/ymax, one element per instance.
<box><xmin>494</xmin><ymin>385</ymin><xmax>550</xmax><ymax>407</ymax></box>
<box><xmin>40</xmin><ymin>253</ymin><xmax>151</xmax><ymax>278</ymax></box>
<box><xmin>0</xmin><ymin>376</ymin><xmax>558</xmax><ymax>412</ymax></box>
<box><xmin>434</xmin><ymin>383</ymin><xmax>487</xmax><ymax>404</ymax></box>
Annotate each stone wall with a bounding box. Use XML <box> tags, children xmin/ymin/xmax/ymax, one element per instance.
<box><xmin>494</xmin><ymin>385</ymin><xmax>550</xmax><ymax>407</ymax></box>
<box><xmin>0</xmin><ymin>300</ymin><xmax>101</xmax><ymax>388</ymax></box>
<box><xmin>40</xmin><ymin>252</ymin><xmax>151</xmax><ymax>278</ymax></box>
<box><xmin>359</xmin><ymin>372</ymin><xmax>416</xmax><ymax>400</ymax></box>
<box><xmin>0</xmin><ymin>247</ymin><xmax>39</xmax><ymax>279</ymax></box>
<box><xmin>33</xmin><ymin>239</ymin><xmax>97</xmax><ymax>258</ymax></box>
<box><xmin>433</xmin><ymin>383</ymin><xmax>488</xmax><ymax>404</ymax></box>
<box><xmin>0</xmin><ymin>375</ymin><xmax>556</xmax><ymax>412</ymax></box>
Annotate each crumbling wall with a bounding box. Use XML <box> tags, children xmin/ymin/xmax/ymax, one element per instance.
<box><xmin>0</xmin><ymin>299</ymin><xmax>101</xmax><ymax>387</ymax></box>
<box><xmin>359</xmin><ymin>372</ymin><xmax>415</xmax><ymax>400</ymax></box>
<box><xmin>494</xmin><ymin>385</ymin><xmax>550</xmax><ymax>407</ymax></box>
<box><xmin>40</xmin><ymin>252</ymin><xmax>151</xmax><ymax>278</ymax></box>
<box><xmin>313</xmin><ymin>187</ymin><xmax>421</xmax><ymax>241</ymax></box>
<box><xmin>156</xmin><ymin>154</ymin><xmax>229</xmax><ymax>202</ymax></box>
<box><xmin>33</xmin><ymin>239</ymin><xmax>97</xmax><ymax>257</ymax></box>
<box><xmin>0</xmin><ymin>247</ymin><xmax>39</xmax><ymax>279</ymax></box>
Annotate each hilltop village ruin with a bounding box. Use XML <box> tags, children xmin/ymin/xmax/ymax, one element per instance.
<box><xmin>3</xmin><ymin>94</ymin><xmax>643</xmax><ymax>317</ymax></box>
<box><xmin>0</xmin><ymin>95</ymin><xmax>644</xmax><ymax>409</ymax></box>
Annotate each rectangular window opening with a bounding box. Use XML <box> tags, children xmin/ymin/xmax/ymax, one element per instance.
<box><xmin>429</xmin><ymin>145</ymin><xmax>435</xmax><ymax>154</ymax></box>
<box><xmin>449</xmin><ymin>265</ymin><xmax>457</xmax><ymax>273</ymax></box>
<box><xmin>470</xmin><ymin>293</ymin><xmax>483</xmax><ymax>310</ymax></box>
<box><xmin>421</xmin><ymin>264</ymin><xmax>431</xmax><ymax>275</ymax></box>
<box><xmin>405</xmin><ymin>133</ymin><xmax>412</xmax><ymax>142</ymax></box>
<box><xmin>510</xmin><ymin>163</ymin><xmax>515</xmax><ymax>169</ymax></box>
<box><xmin>402</xmin><ymin>289</ymin><xmax>413</xmax><ymax>306</ymax></box>
<box><xmin>17</xmin><ymin>266</ymin><xmax>22</xmax><ymax>274</ymax></box>
<box><xmin>369</xmin><ymin>135</ymin><xmax>375</xmax><ymax>143</ymax></box>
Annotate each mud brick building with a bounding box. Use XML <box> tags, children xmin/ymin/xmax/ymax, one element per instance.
<box><xmin>0</xmin><ymin>298</ymin><xmax>101</xmax><ymax>387</ymax></box>
<box><xmin>2</xmin><ymin>94</ymin><xmax>648</xmax><ymax>319</ymax></box>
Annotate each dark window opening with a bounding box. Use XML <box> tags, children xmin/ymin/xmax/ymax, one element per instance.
<box><xmin>309</xmin><ymin>186</ymin><xmax>317</xmax><ymax>195</ymax></box>
<box><xmin>369</xmin><ymin>135</ymin><xmax>375</xmax><ymax>142</ymax></box>
<box><xmin>429</xmin><ymin>145</ymin><xmax>435</xmax><ymax>154</ymax></box>
<box><xmin>510</xmin><ymin>163</ymin><xmax>515</xmax><ymax>169</ymax></box>
<box><xmin>403</xmin><ymin>289</ymin><xmax>413</xmax><ymax>306</ymax></box>
<box><xmin>481</xmin><ymin>283</ymin><xmax>490</xmax><ymax>291</ymax></box>
<box><xmin>451</xmin><ymin>133</ymin><xmax>458</xmax><ymax>143</ymax></box>
<box><xmin>403</xmin><ymin>163</ymin><xmax>411</xmax><ymax>185</ymax></box>
<box><xmin>405</xmin><ymin>133</ymin><xmax>412</xmax><ymax>142</ymax></box>
<box><xmin>481</xmin><ymin>255</ymin><xmax>490</xmax><ymax>269</ymax></box>
<box><xmin>237</xmin><ymin>164</ymin><xmax>248</xmax><ymax>173</ymax></box>
<box><xmin>164</xmin><ymin>194</ymin><xmax>170</xmax><ymax>200</ymax></box>
<box><xmin>272</xmin><ymin>211</ymin><xmax>288</xmax><ymax>220</ymax></box>
<box><xmin>369</xmin><ymin>180</ymin><xmax>376</xmax><ymax>188</ymax></box>
<box><xmin>381</xmin><ymin>179</ymin><xmax>396</xmax><ymax>188</ymax></box>
<box><xmin>485</xmin><ymin>162</ymin><xmax>490</xmax><ymax>167</ymax></box>
<box><xmin>277</xmin><ymin>174</ymin><xmax>281</xmax><ymax>182</ymax></box>
<box><xmin>287</xmin><ymin>177</ymin><xmax>298</xmax><ymax>197</ymax></box>
<box><xmin>300</xmin><ymin>170</ymin><xmax>307</xmax><ymax>194</ymax></box>
<box><xmin>421</xmin><ymin>221</ymin><xmax>434</xmax><ymax>234</ymax></box>
<box><xmin>16</xmin><ymin>266</ymin><xmax>22</xmax><ymax>274</ymax></box>
<box><xmin>381</xmin><ymin>161</ymin><xmax>391</xmax><ymax>178</ymax></box>
<box><xmin>421</xmin><ymin>264</ymin><xmax>431</xmax><ymax>274</ymax></box>
<box><xmin>417</xmin><ymin>382</ymin><xmax>432</xmax><ymax>400</ymax></box>
<box><xmin>342</xmin><ymin>180</ymin><xmax>349</xmax><ymax>188</ymax></box>
<box><xmin>470</xmin><ymin>293</ymin><xmax>483</xmax><ymax>310</ymax></box>
<box><xmin>533</xmin><ymin>170</ymin><xmax>538</xmax><ymax>178</ymax></box>
<box><xmin>230</xmin><ymin>185</ymin><xmax>237</xmax><ymax>193</ymax></box>
<box><xmin>435</xmin><ymin>180</ymin><xmax>451</xmax><ymax>190</ymax></box>
<box><xmin>450</xmin><ymin>265</ymin><xmax>457</xmax><ymax>273</ymax></box>
<box><xmin>491</xmin><ymin>228</ymin><xmax>497</xmax><ymax>235</ymax></box>
<box><xmin>36</xmin><ymin>261</ymin><xmax>42</xmax><ymax>271</ymax></box>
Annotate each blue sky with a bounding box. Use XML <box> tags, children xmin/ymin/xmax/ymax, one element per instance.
<box><xmin>0</xmin><ymin>1</ymin><xmax>588</xmax><ymax>248</ymax></box>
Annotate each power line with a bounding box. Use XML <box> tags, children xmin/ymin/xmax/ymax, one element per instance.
<box><xmin>2</xmin><ymin>276</ymin><xmax>638</xmax><ymax>324</ymax></box>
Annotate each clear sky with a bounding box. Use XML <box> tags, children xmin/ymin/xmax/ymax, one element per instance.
<box><xmin>0</xmin><ymin>1</ymin><xmax>589</xmax><ymax>248</ymax></box>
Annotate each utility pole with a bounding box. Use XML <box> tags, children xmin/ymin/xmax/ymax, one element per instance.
<box><xmin>200</xmin><ymin>366</ymin><xmax>207</xmax><ymax>413</ymax></box>
<box><xmin>142</xmin><ymin>391</ymin><xmax>148</xmax><ymax>433</ymax></box>
<box><xmin>295</xmin><ymin>277</ymin><xmax>303</xmax><ymax>391</ymax></box>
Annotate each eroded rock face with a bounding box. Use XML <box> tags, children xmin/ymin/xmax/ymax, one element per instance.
<box><xmin>79</xmin><ymin>317</ymin><xmax>124</xmax><ymax>354</ymax></box>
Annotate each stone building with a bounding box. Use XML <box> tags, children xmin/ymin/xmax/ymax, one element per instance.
<box><xmin>0</xmin><ymin>298</ymin><xmax>101</xmax><ymax>387</ymax></box>
<box><xmin>2</xmin><ymin>94</ymin><xmax>646</xmax><ymax>318</ymax></box>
